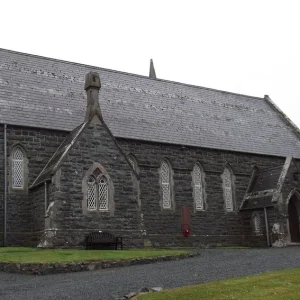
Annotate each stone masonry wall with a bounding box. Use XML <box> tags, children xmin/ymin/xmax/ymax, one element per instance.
<box><xmin>0</xmin><ymin>122</ymin><xmax>290</xmax><ymax>248</ymax></box>
<box><xmin>30</xmin><ymin>184</ymin><xmax>47</xmax><ymax>246</ymax></box>
<box><xmin>1</xmin><ymin>125</ymin><xmax>67</xmax><ymax>246</ymax></box>
<box><xmin>0</xmin><ymin>125</ymin><xmax>4</xmax><ymax>245</ymax></box>
<box><xmin>42</xmin><ymin>120</ymin><xmax>142</xmax><ymax>248</ymax></box>
<box><xmin>119</xmin><ymin>138</ymin><xmax>285</xmax><ymax>247</ymax></box>
<box><xmin>240</xmin><ymin>208</ymin><xmax>275</xmax><ymax>247</ymax></box>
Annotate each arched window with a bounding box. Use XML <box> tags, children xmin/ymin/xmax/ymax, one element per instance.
<box><xmin>192</xmin><ymin>163</ymin><xmax>205</xmax><ymax>210</ymax></box>
<box><xmin>12</xmin><ymin>147</ymin><xmax>25</xmax><ymax>189</ymax></box>
<box><xmin>84</xmin><ymin>164</ymin><xmax>113</xmax><ymax>213</ymax></box>
<box><xmin>222</xmin><ymin>166</ymin><xmax>235</xmax><ymax>212</ymax></box>
<box><xmin>252</xmin><ymin>212</ymin><xmax>262</xmax><ymax>235</ymax></box>
<box><xmin>160</xmin><ymin>160</ymin><xmax>172</xmax><ymax>209</ymax></box>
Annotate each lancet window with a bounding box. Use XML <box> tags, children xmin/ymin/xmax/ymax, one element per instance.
<box><xmin>192</xmin><ymin>163</ymin><xmax>205</xmax><ymax>210</ymax></box>
<box><xmin>222</xmin><ymin>166</ymin><xmax>235</xmax><ymax>212</ymax></box>
<box><xmin>12</xmin><ymin>147</ymin><xmax>25</xmax><ymax>189</ymax></box>
<box><xmin>160</xmin><ymin>160</ymin><xmax>172</xmax><ymax>209</ymax></box>
<box><xmin>252</xmin><ymin>212</ymin><xmax>262</xmax><ymax>235</ymax></box>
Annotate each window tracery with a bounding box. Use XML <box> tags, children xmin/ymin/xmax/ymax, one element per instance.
<box><xmin>86</xmin><ymin>168</ymin><xmax>109</xmax><ymax>211</ymax></box>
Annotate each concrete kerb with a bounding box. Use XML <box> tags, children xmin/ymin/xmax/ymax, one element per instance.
<box><xmin>0</xmin><ymin>252</ymin><xmax>197</xmax><ymax>275</ymax></box>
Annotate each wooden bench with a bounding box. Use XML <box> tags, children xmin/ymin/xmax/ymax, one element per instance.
<box><xmin>85</xmin><ymin>231</ymin><xmax>123</xmax><ymax>250</ymax></box>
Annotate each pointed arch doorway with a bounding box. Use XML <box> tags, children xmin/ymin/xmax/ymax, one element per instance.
<box><xmin>288</xmin><ymin>193</ymin><xmax>300</xmax><ymax>243</ymax></box>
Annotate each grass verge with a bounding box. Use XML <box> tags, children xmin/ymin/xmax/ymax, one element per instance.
<box><xmin>0</xmin><ymin>247</ymin><xmax>189</xmax><ymax>263</ymax></box>
<box><xmin>138</xmin><ymin>267</ymin><xmax>300</xmax><ymax>300</ymax></box>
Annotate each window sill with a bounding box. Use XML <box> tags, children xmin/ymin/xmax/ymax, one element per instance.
<box><xmin>87</xmin><ymin>210</ymin><xmax>110</xmax><ymax>213</ymax></box>
<box><xmin>10</xmin><ymin>187</ymin><xmax>27</xmax><ymax>193</ymax></box>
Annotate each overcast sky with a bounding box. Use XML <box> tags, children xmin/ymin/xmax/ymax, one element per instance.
<box><xmin>1</xmin><ymin>0</ymin><xmax>300</xmax><ymax>127</ymax></box>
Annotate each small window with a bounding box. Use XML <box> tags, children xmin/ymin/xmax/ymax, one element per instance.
<box><xmin>12</xmin><ymin>147</ymin><xmax>24</xmax><ymax>189</ymax></box>
<box><xmin>128</xmin><ymin>155</ymin><xmax>138</xmax><ymax>173</ymax></box>
<box><xmin>160</xmin><ymin>160</ymin><xmax>171</xmax><ymax>209</ymax></box>
<box><xmin>252</xmin><ymin>212</ymin><xmax>262</xmax><ymax>235</ymax></box>
<box><xmin>222</xmin><ymin>166</ymin><xmax>235</xmax><ymax>212</ymax></box>
<box><xmin>192</xmin><ymin>163</ymin><xmax>205</xmax><ymax>210</ymax></box>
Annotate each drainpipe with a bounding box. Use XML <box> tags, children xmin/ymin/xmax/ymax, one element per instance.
<box><xmin>264</xmin><ymin>207</ymin><xmax>270</xmax><ymax>247</ymax></box>
<box><xmin>3</xmin><ymin>124</ymin><xmax>7</xmax><ymax>246</ymax></box>
<box><xmin>44</xmin><ymin>181</ymin><xmax>47</xmax><ymax>213</ymax></box>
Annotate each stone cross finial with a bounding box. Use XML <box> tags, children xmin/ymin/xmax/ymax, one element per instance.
<box><xmin>84</xmin><ymin>72</ymin><xmax>103</xmax><ymax>121</ymax></box>
<box><xmin>149</xmin><ymin>59</ymin><xmax>156</xmax><ymax>79</ymax></box>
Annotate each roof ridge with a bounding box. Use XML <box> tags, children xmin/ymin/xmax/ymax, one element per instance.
<box><xmin>0</xmin><ymin>47</ymin><xmax>264</xmax><ymax>101</ymax></box>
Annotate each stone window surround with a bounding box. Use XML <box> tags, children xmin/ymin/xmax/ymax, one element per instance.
<box><xmin>285</xmin><ymin>189</ymin><xmax>300</xmax><ymax>243</ymax></box>
<box><xmin>8</xmin><ymin>143</ymin><xmax>29</xmax><ymax>192</ymax></box>
<box><xmin>159</xmin><ymin>158</ymin><xmax>175</xmax><ymax>211</ymax></box>
<box><xmin>221</xmin><ymin>164</ymin><xmax>236</xmax><ymax>213</ymax></box>
<box><xmin>192</xmin><ymin>162</ymin><xmax>207</xmax><ymax>211</ymax></box>
<box><xmin>82</xmin><ymin>162</ymin><xmax>115</xmax><ymax>216</ymax></box>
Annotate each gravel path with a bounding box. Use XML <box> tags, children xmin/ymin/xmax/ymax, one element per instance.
<box><xmin>1</xmin><ymin>248</ymin><xmax>300</xmax><ymax>300</ymax></box>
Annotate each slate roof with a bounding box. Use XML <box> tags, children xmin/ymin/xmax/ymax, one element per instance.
<box><xmin>241</xmin><ymin>196</ymin><xmax>274</xmax><ymax>210</ymax></box>
<box><xmin>250</xmin><ymin>166</ymin><xmax>283</xmax><ymax>193</ymax></box>
<box><xmin>1</xmin><ymin>48</ymin><xmax>300</xmax><ymax>158</ymax></box>
<box><xmin>240</xmin><ymin>165</ymin><xmax>284</xmax><ymax>210</ymax></box>
<box><xmin>31</xmin><ymin>123</ymin><xmax>86</xmax><ymax>187</ymax></box>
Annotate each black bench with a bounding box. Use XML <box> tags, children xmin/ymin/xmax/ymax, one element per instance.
<box><xmin>85</xmin><ymin>231</ymin><xmax>123</xmax><ymax>250</ymax></box>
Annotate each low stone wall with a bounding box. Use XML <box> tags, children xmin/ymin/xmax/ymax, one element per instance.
<box><xmin>0</xmin><ymin>253</ymin><xmax>195</xmax><ymax>275</ymax></box>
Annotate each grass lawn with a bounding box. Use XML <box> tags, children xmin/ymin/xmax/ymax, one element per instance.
<box><xmin>138</xmin><ymin>267</ymin><xmax>300</xmax><ymax>300</ymax></box>
<box><xmin>0</xmin><ymin>247</ymin><xmax>189</xmax><ymax>264</ymax></box>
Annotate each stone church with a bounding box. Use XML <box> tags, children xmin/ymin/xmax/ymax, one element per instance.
<box><xmin>1</xmin><ymin>48</ymin><xmax>300</xmax><ymax>248</ymax></box>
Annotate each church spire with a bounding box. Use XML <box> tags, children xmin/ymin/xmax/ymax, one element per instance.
<box><xmin>149</xmin><ymin>59</ymin><xmax>157</xmax><ymax>79</ymax></box>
